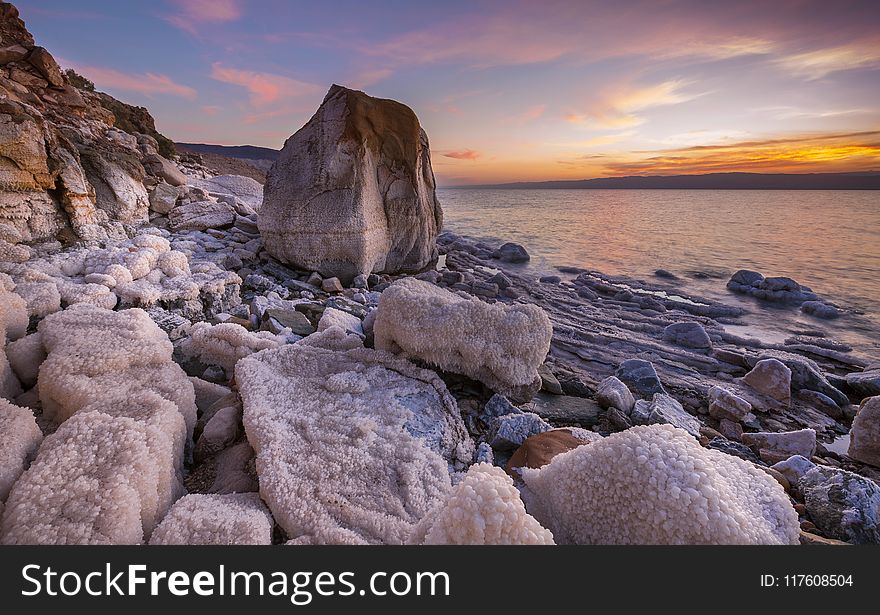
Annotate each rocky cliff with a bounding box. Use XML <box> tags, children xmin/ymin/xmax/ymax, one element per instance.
<box><xmin>0</xmin><ymin>1</ymin><xmax>182</xmax><ymax>245</ymax></box>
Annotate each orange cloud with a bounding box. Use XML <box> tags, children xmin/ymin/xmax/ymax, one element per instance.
<box><xmin>166</xmin><ymin>0</ymin><xmax>242</xmax><ymax>34</ymax></box>
<box><xmin>210</xmin><ymin>63</ymin><xmax>321</xmax><ymax>106</ymax></box>
<box><xmin>443</xmin><ymin>149</ymin><xmax>481</xmax><ymax>160</ymax></box>
<box><xmin>61</xmin><ymin>60</ymin><xmax>197</xmax><ymax>100</ymax></box>
<box><xmin>601</xmin><ymin>131</ymin><xmax>880</xmax><ymax>175</ymax></box>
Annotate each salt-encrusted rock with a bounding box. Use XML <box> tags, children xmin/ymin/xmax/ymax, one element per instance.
<box><xmin>142</xmin><ymin>153</ymin><xmax>187</xmax><ymax>187</ymax></box>
<box><xmin>0</xmin><ymin>288</ymin><xmax>28</xmax><ymax>341</ymax></box>
<box><xmin>481</xmin><ymin>394</ymin><xmax>521</xmax><ymax>420</ymax></box>
<box><xmin>409</xmin><ymin>464</ymin><xmax>554</xmax><ymax>545</ymax></box>
<box><xmin>506</xmin><ymin>427</ymin><xmax>601</xmax><ymax>475</ymax></box>
<box><xmin>616</xmin><ymin>359</ymin><xmax>665</xmax><ymax>398</ymax></box>
<box><xmin>708</xmin><ymin>386</ymin><xmax>752</xmax><ymax>421</ymax></box>
<box><xmin>743</xmin><ymin>358</ymin><xmax>791</xmax><ymax>402</ymax></box>
<box><xmin>374</xmin><ymin>278</ymin><xmax>552</xmax><ymax>401</ymax></box>
<box><xmin>317</xmin><ymin>307</ymin><xmax>363</xmax><ymax>336</ymax></box>
<box><xmin>149</xmin><ymin>493</ymin><xmax>273</xmax><ymax>545</ymax></box>
<box><xmin>494</xmin><ymin>242</ymin><xmax>530</xmax><ymax>263</ymax></box>
<box><xmin>0</xmin><ymin>399</ymin><xmax>42</xmax><ymax>501</ymax></box>
<box><xmin>799</xmin><ymin>466</ymin><xmax>880</xmax><ymax>544</ymax></box>
<box><xmin>182</xmin><ymin>321</ymin><xmax>283</xmax><ymax>372</ymax></box>
<box><xmin>645</xmin><ymin>393</ymin><xmax>701</xmax><ymax>437</ymax></box>
<box><xmin>168</xmin><ymin>200</ymin><xmax>236</xmax><ymax>231</ymax></box>
<box><xmin>741</xmin><ymin>429</ymin><xmax>817</xmax><ymax>464</ymax></box>
<box><xmin>13</xmin><ymin>280</ymin><xmax>61</xmax><ymax>318</ymax></box>
<box><xmin>486</xmin><ymin>412</ymin><xmax>551</xmax><ymax>451</ymax></box>
<box><xmin>848</xmin><ymin>397</ymin><xmax>880</xmax><ymax>467</ymax></box>
<box><xmin>662</xmin><ymin>322</ymin><xmax>712</xmax><ymax>349</ymax></box>
<box><xmin>595</xmin><ymin>375</ymin><xmax>635</xmax><ymax>413</ymax></box>
<box><xmin>1</xmin><ymin>412</ymin><xmax>160</xmax><ymax>544</ymax></box>
<box><xmin>845</xmin><ymin>368</ymin><xmax>880</xmax><ymax>400</ymax></box>
<box><xmin>521</xmin><ymin>424</ymin><xmax>799</xmax><ymax>544</ymax></box>
<box><xmin>195</xmin><ymin>405</ymin><xmax>241</xmax><ymax>460</ymax></box>
<box><xmin>37</xmin><ymin>304</ymin><xmax>196</xmax><ymax>437</ymax></box>
<box><xmin>6</xmin><ymin>332</ymin><xmax>45</xmax><ymax>388</ymax></box>
<box><xmin>259</xmin><ymin>85</ymin><xmax>442</xmax><ymax>282</ymax></box>
<box><xmin>236</xmin><ymin>327</ymin><xmax>473</xmax><ymax>544</ymax></box>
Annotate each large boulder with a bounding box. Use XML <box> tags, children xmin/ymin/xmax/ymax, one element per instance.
<box><xmin>259</xmin><ymin>85</ymin><xmax>442</xmax><ymax>283</ymax></box>
<box><xmin>848</xmin><ymin>397</ymin><xmax>880</xmax><ymax>467</ymax></box>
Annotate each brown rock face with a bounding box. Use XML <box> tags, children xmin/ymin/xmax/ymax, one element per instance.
<box><xmin>259</xmin><ymin>85</ymin><xmax>442</xmax><ymax>282</ymax></box>
<box><xmin>506</xmin><ymin>428</ymin><xmax>594</xmax><ymax>476</ymax></box>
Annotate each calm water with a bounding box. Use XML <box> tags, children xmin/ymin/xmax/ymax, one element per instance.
<box><xmin>438</xmin><ymin>189</ymin><xmax>880</xmax><ymax>356</ymax></box>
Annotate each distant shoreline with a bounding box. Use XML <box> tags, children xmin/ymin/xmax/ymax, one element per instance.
<box><xmin>448</xmin><ymin>171</ymin><xmax>880</xmax><ymax>190</ymax></box>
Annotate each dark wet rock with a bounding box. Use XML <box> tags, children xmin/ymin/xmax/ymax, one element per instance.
<box><xmin>845</xmin><ymin>368</ymin><xmax>880</xmax><ymax>400</ymax></box>
<box><xmin>557</xmin><ymin>375</ymin><xmax>592</xmax><ymax>398</ymax></box>
<box><xmin>528</xmin><ymin>393</ymin><xmax>602</xmax><ymax>428</ymax></box>
<box><xmin>662</xmin><ymin>321</ymin><xmax>712</xmax><ymax>349</ymax></box>
<box><xmin>727</xmin><ymin>270</ymin><xmax>819</xmax><ymax>304</ymax></box>
<box><xmin>495</xmin><ymin>242</ymin><xmax>530</xmax><ymax>263</ymax></box>
<box><xmin>539</xmin><ymin>275</ymin><xmax>561</xmax><ymax>284</ymax></box>
<box><xmin>616</xmin><ymin>359</ymin><xmax>665</xmax><ymax>398</ymax></box>
<box><xmin>538</xmin><ymin>365</ymin><xmax>563</xmax><ymax>395</ymax></box>
<box><xmin>654</xmin><ymin>269</ymin><xmax>677</xmax><ymax>279</ymax></box>
<box><xmin>799</xmin><ymin>466</ymin><xmax>880</xmax><ymax>544</ymax></box>
<box><xmin>801</xmin><ymin>301</ymin><xmax>840</xmax><ymax>319</ymax></box>
<box><xmin>489</xmin><ymin>272</ymin><xmax>511</xmax><ymax>289</ymax></box>
<box><xmin>707</xmin><ymin>437</ymin><xmax>763</xmax><ymax>464</ymax></box>
<box><xmin>797</xmin><ymin>389</ymin><xmax>843</xmax><ymax>420</ymax></box>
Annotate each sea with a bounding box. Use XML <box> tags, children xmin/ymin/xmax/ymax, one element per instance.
<box><xmin>438</xmin><ymin>188</ymin><xmax>880</xmax><ymax>357</ymax></box>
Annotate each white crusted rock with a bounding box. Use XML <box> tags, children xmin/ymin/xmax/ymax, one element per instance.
<box><xmin>236</xmin><ymin>327</ymin><xmax>473</xmax><ymax>544</ymax></box>
<box><xmin>521</xmin><ymin>424</ymin><xmax>800</xmax><ymax>545</ymax></box>
<box><xmin>410</xmin><ymin>464</ymin><xmax>554</xmax><ymax>545</ymax></box>
<box><xmin>0</xmin><ymin>399</ymin><xmax>42</xmax><ymax>501</ymax></box>
<box><xmin>149</xmin><ymin>493</ymin><xmax>273</xmax><ymax>545</ymax></box>
<box><xmin>374</xmin><ymin>278</ymin><xmax>552</xmax><ymax>401</ymax></box>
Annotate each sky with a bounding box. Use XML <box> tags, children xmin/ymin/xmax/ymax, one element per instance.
<box><xmin>18</xmin><ymin>0</ymin><xmax>880</xmax><ymax>185</ymax></box>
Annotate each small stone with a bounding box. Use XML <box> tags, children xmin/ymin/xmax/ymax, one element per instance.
<box><xmin>486</xmin><ymin>412</ymin><xmax>551</xmax><ymax>451</ymax></box>
<box><xmin>845</xmin><ymin>368</ymin><xmax>880</xmax><ymax>400</ymax></box>
<box><xmin>352</xmin><ymin>273</ymin><xmax>369</xmax><ymax>289</ymax></box>
<box><xmin>321</xmin><ymin>277</ymin><xmax>344</xmax><ymax>293</ymax></box>
<box><xmin>718</xmin><ymin>418</ymin><xmax>743</xmax><ymax>441</ymax></box>
<box><xmin>707</xmin><ymin>437</ymin><xmax>762</xmax><ymax>463</ymax></box>
<box><xmin>798</xmin><ymin>389</ymin><xmax>843</xmax><ymax>419</ymax></box>
<box><xmin>489</xmin><ymin>272</ymin><xmax>511</xmax><ymax>289</ymax></box>
<box><xmin>742</xmin><ymin>429</ymin><xmax>817</xmax><ymax>463</ymax></box>
<box><xmin>528</xmin><ymin>394</ymin><xmax>603</xmax><ymax>428</ymax></box>
<box><xmin>662</xmin><ymin>322</ymin><xmax>712</xmax><ymax>349</ymax></box>
<box><xmin>708</xmin><ymin>386</ymin><xmax>752</xmax><ymax>421</ymax></box>
<box><xmin>481</xmin><ymin>394</ymin><xmax>522</xmax><ymax>420</ymax></box>
<box><xmin>539</xmin><ymin>275</ymin><xmax>561</xmax><ymax>284</ymax></box>
<box><xmin>743</xmin><ymin>358</ymin><xmax>792</xmax><ymax>403</ymax></box>
<box><xmin>607</xmin><ymin>407</ymin><xmax>632</xmax><ymax>430</ymax></box>
<box><xmin>265</xmin><ymin>308</ymin><xmax>315</xmax><ymax>336</ymax></box>
<box><xmin>801</xmin><ymin>301</ymin><xmax>840</xmax><ymax>319</ymax></box>
<box><xmin>771</xmin><ymin>455</ymin><xmax>816</xmax><ymax>486</ymax></box>
<box><xmin>495</xmin><ymin>242</ymin><xmax>529</xmax><ymax>263</ymax></box>
<box><xmin>646</xmin><ymin>393</ymin><xmax>701</xmax><ymax>437</ymax></box>
<box><xmin>474</xmin><ymin>442</ymin><xmax>494</xmax><ymax>465</ymax></box>
<box><xmin>595</xmin><ymin>375</ymin><xmax>636</xmax><ymax>413</ymax></box>
<box><xmin>616</xmin><ymin>359</ymin><xmax>665</xmax><ymax>398</ymax></box>
<box><xmin>202</xmin><ymin>365</ymin><xmax>226</xmax><ymax>383</ymax></box>
<box><xmin>654</xmin><ymin>269</ymin><xmax>677</xmax><ymax>279</ymax></box>
<box><xmin>306</xmin><ymin>271</ymin><xmax>323</xmax><ymax>287</ymax></box>
<box><xmin>538</xmin><ymin>365</ymin><xmax>563</xmax><ymax>395</ymax></box>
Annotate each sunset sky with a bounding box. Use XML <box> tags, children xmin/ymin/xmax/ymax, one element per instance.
<box><xmin>19</xmin><ymin>0</ymin><xmax>880</xmax><ymax>185</ymax></box>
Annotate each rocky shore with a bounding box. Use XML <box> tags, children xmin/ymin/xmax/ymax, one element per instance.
<box><xmin>0</xmin><ymin>1</ymin><xmax>878</xmax><ymax>545</ymax></box>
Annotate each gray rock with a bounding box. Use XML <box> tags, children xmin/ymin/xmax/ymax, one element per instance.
<box><xmin>646</xmin><ymin>393</ymin><xmax>701</xmax><ymax>437</ymax></box>
<box><xmin>708</xmin><ymin>386</ymin><xmax>752</xmax><ymax>421</ymax></box>
<box><xmin>149</xmin><ymin>182</ymin><xmax>181</xmax><ymax>214</ymax></box>
<box><xmin>595</xmin><ymin>376</ymin><xmax>636</xmax><ymax>413</ymax></box>
<box><xmin>607</xmin><ymin>407</ymin><xmax>633</xmax><ymax>430</ymax></box>
<box><xmin>495</xmin><ymin>242</ymin><xmax>530</xmax><ymax>263</ymax></box>
<box><xmin>799</xmin><ymin>466</ymin><xmax>880</xmax><ymax>544</ymax></box>
<box><xmin>752</xmin><ymin>352</ymin><xmax>849</xmax><ymax>407</ymax></box>
<box><xmin>741</xmin><ymin>429</ymin><xmax>817</xmax><ymax>463</ymax></box>
<box><xmin>258</xmin><ymin>85</ymin><xmax>441</xmax><ymax>283</ymax></box>
<box><xmin>848</xmin><ymin>396</ymin><xmax>880</xmax><ymax>467</ymax></box>
<box><xmin>486</xmin><ymin>412</ymin><xmax>551</xmax><ymax>451</ymax></box>
<box><xmin>662</xmin><ymin>322</ymin><xmax>712</xmax><ymax>349</ymax></box>
<box><xmin>654</xmin><ymin>269</ymin><xmax>677</xmax><ymax>279</ymax></box>
<box><xmin>538</xmin><ymin>365</ymin><xmax>563</xmax><ymax>395</ymax></box>
<box><xmin>797</xmin><ymin>389</ymin><xmax>842</xmax><ymax>420</ymax></box>
<box><xmin>264</xmin><ymin>307</ymin><xmax>315</xmax><ymax>336</ymax></box>
<box><xmin>845</xmin><ymin>368</ymin><xmax>880</xmax><ymax>399</ymax></box>
<box><xmin>801</xmin><ymin>301</ymin><xmax>840</xmax><ymax>319</ymax></box>
<box><xmin>489</xmin><ymin>272</ymin><xmax>511</xmax><ymax>289</ymax></box>
<box><xmin>528</xmin><ymin>394</ymin><xmax>603</xmax><ymax>428</ymax></box>
<box><xmin>630</xmin><ymin>399</ymin><xmax>651</xmax><ymax>425</ymax></box>
<box><xmin>771</xmin><ymin>455</ymin><xmax>816</xmax><ymax>486</ymax></box>
<box><xmin>707</xmin><ymin>437</ymin><xmax>762</xmax><ymax>464</ymax></box>
<box><xmin>539</xmin><ymin>275</ymin><xmax>561</xmax><ymax>284</ymax></box>
<box><xmin>481</xmin><ymin>394</ymin><xmax>522</xmax><ymax>420</ymax></box>
<box><xmin>321</xmin><ymin>277</ymin><xmax>344</xmax><ymax>293</ymax></box>
<box><xmin>742</xmin><ymin>358</ymin><xmax>791</xmax><ymax>402</ymax></box>
<box><xmin>616</xmin><ymin>359</ymin><xmax>665</xmax><ymax>398</ymax></box>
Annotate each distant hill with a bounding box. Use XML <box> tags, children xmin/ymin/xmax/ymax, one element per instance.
<box><xmin>176</xmin><ymin>143</ymin><xmax>280</xmax><ymax>161</ymax></box>
<box><xmin>463</xmin><ymin>171</ymin><xmax>880</xmax><ymax>190</ymax></box>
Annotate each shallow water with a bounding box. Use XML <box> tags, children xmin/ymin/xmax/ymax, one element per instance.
<box><xmin>438</xmin><ymin>188</ymin><xmax>880</xmax><ymax>355</ymax></box>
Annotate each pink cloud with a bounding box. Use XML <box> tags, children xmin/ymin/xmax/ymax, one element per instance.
<box><xmin>443</xmin><ymin>149</ymin><xmax>481</xmax><ymax>160</ymax></box>
<box><xmin>61</xmin><ymin>60</ymin><xmax>197</xmax><ymax>100</ymax></box>
<box><xmin>210</xmin><ymin>63</ymin><xmax>322</xmax><ymax>106</ymax></box>
<box><xmin>166</xmin><ymin>0</ymin><xmax>242</xmax><ymax>35</ymax></box>
<box><xmin>201</xmin><ymin>105</ymin><xmax>222</xmax><ymax>116</ymax></box>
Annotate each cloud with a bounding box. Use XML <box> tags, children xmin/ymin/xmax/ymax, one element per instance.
<box><xmin>165</xmin><ymin>0</ymin><xmax>242</xmax><ymax>35</ymax></box>
<box><xmin>60</xmin><ymin>60</ymin><xmax>197</xmax><ymax>100</ymax></box>
<box><xmin>551</xmin><ymin>132</ymin><xmax>636</xmax><ymax>148</ymax></box>
<box><xmin>505</xmin><ymin>104</ymin><xmax>546</xmax><ymax>125</ymax></box>
<box><xmin>210</xmin><ymin>63</ymin><xmax>321</xmax><ymax>106</ymax></box>
<box><xmin>776</xmin><ymin>40</ymin><xmax>880</xmax><ymax>79</ymax></box>
<box><xmin>201</xmin><ymin>105</ymin><xmax>222</xmax><ymax>116</ymax></box>
<box><xmin>443</xmin><ymin>149</ymin><xmax>482</xmax><ymax>160</ymax></box>
<box><xmin>601</xmin><ymin>131</ymin><xmax>880</xmax><ymax>175</ymax></box>
<box><xmin>752</xmin><ymin>106</ymin><xmax>870</xmax><ymax>120</ymax></box>
<box><xmin>567</xmin><ymin>79</ymin><xmax>702</xmax><ymax>130</ymax></box>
